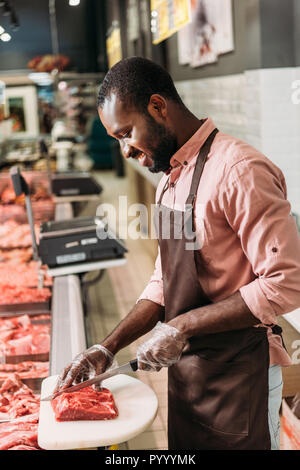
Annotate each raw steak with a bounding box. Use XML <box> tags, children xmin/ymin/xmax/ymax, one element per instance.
<box><xmin>0</xmin><ymin>374</ymin><xmax>40</xmax><ymax>419</ymax></box>
<box><xmin>51</xmin><ymin>386</ymin><xmax>118</xmax><ymax>422</ymax></box>
<box><xmin>0</xmin><ymin>314</ymin><xmax>31</xmax><ymax>332</ymax></box>
<box><xmin>8</xmin><ymin>444</ymin><xmax>38</xmax><ymax>450</ymax></box>
<box><xmin>0</xmin><ymin>361</ymin><xmax>49</xmax><ymax>380</ymax></box>
<box><xmin>0</xmin><ymin>376</ymin><xmax>41</xmax><ymax>450</ymax></box>
<box><xmin>0</xmin><ymin>262</ymin><xmax>52</xmax><ymax>288</ymax></box>
<box><xmin>0</xmin><ymin>422</ymin><xmax>39</xmax><ymax>450</ymax></box>
<box><xmin>0</xmin><ymin>248</ymin><xmax>33</xmax><ymax>264</ymax></box>
<box><xmin>0</xmin><ymin>205</ymin><xmax>27</xmax><ymax>224</ymax></box>
<box><xmin>0</xmin><ymin>285</ymin><xmax>51</xmax><ymax>304</ymax></box>
<box><xmin>0</xmin><ymin>315</ymin><xmax>50</xmax><ymax>356</ymax></box>
<box><xmin>0</xmin><ymin>222</ymin><xmax>40</xmax><ymax>249</ymax></box>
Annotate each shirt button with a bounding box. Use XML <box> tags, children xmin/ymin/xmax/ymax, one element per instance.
<box><xmin>170</xmin><ymin>182</ymin><xmax>175</xmax><ymax>188</ymax></box>
<box><xmin>272</xmin><ymin>247</ymin><xmax>278</xmax><ymax>253</ymax></box>
<box><xmin>183</xmin><ymin>161</ymin><xmax>188</xmax><ymax>166</ymax></box>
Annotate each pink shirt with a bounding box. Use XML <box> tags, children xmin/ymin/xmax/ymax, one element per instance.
<box><xmin>138</xmin><ymin>118</ymin><xmax>300</xmax><ymax>367</ymax></box>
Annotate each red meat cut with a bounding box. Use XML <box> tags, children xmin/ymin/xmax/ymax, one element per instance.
<box><xmin>0</xmin><ymin>316</ymin><xmax>50</xmax><ymax>356</ymax></box>
<box><xmin>0</xmin><ymin>262</ymin><xmax>52</xmax><ymax>288</ymax></box>
<box><xmin>0</xmin><ymin>361</ymin><xmax>49</xmax><ymax>380</ymax></box>
<box><xmin>51</xmin><ymin>386</ymin><xmax>118</xmax><ymax>422</ymax></box>
<box><xmin>0</xmin><ymin>407</ymin><xmax>40</xmax><ymax>450</ymax></box>
<box><xmin>8</xmin><ymin>444</ymin><xmax>38</xmax><ymax>450</ymax></box>
<box><xmin>0</xmin><ymin>374</ymin><xmax>40</xmax><ymax>420</ymax></box>
<box><xmin>0</xmin><ymin>420</ymin><xmax>39</xmax><ymax>450</ymax></box>
<box><xmin>0</xmin><ymin>285</ymin><xmax>51</xmax><ymax>304</ymax></box>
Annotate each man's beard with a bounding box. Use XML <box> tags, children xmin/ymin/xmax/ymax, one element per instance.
<box><xmin>144</xmin><ymin>113</ymin><xmax>178</xmax><ymax>174</ymax></box>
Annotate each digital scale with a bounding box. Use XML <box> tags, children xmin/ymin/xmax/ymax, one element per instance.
<box><xmin>39</xmin><ymin>216</ymin><xmax>126</xmax><ymax>268</ymax></box>
<box><xmin>39</xmin><ymin>139</ymin><xmax>103</xmax><ymax>197</ymax></box>
<box><xmin>50</xmin><ymin>172</ymin><xmax>103</xmax><ymax>197</ymax></box>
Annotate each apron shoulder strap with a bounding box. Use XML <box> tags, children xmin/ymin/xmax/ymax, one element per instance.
<box><xmin>157</xmin><ymin>127</ymin><xmax>219</xmax><ymax>207</ymax></box>
<box><xmin>157</xmin><ymin>177</ymin><xmax>170</xmax><ymax>205</ymax></box>
<box><xmin>186</xmin><ymin>128</ymin><xmax>219</xmax><ymax>207</ymax></box>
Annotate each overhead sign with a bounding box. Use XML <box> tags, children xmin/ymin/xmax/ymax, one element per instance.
<box><xmin>151</xmin><ymin>0</ymin><xmax>191</xmax><ymax>45</ymax></box>
<box><xmin>106</xmin><ymin>24</ymin><xmax>122</xmax><ymax>69</ymax></box>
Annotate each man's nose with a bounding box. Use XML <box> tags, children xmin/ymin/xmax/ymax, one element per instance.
<box><xmin>120</xmin><ymin>141</ymin><xmax>132</xmax><ymax>159</ymax></box>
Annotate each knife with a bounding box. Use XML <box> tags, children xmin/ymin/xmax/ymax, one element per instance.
<box><xmin>41</xmin><ymin>359</ymin><xmax>138</xmax><ymax>401</ymax></box>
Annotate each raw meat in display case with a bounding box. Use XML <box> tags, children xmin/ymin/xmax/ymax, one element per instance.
<box><xmin>0</xmin><ymin>285</ymin><xmax>51</xmax><ymax>304</ymax></box>
<box><xmin>0</xmin><ymin>262</ymin><xmax>52</xmax><ymax>288</ymax></box>
<box><xmin>0</xmin><ymin>414</ymin><xmax>40</xmax><ymax>450</ymax></box>
<box><xmin>0</xmin><ymin>247</ymin><xmax>33</xmax><ymax>264</ymax></box>
<box><xmin>0</xmin><ymin>321</ymin><xmax>50</xmax><ymax>356</ymax></box>
<box><xmin>0</xmin><ymin>361</ymin><xmax>49</xmax><ymax>381</ymax></box>
<box><xmin>0</xmin><ymin>221</ymin><xmax>40</xmax><ymax>249</ymax></box>
<box><xmin>0</xmin><ymin>374</ymin><xmax>40</xmax><ymax>421</ymax></box>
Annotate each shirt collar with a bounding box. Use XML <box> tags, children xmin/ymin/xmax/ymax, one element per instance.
<box><xmin>169</xmin><ymin>117</ymin><xmax>216</xmax><ymax>169</ymax></box>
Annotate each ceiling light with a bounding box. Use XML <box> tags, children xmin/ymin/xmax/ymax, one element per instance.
<box><xmin>1</xmin><ymin>32</ymin><xmax>11</xmax><ymax>41</ymax></box>
<box><xmin>0</xmin><ymin>25</ymin><xmax>4</xmax><ymax>35</ymax></box>
<box><xmin>69</xmin><ymin>0</ymin><xmax>80</xmax><ymax>6</ymax></box>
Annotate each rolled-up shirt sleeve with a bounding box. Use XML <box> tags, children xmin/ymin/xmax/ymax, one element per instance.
<box><xmin>221</xmin><ymin>157</ymin><xmax>300</xmax><ymax>324</ymax></box>
<box><xmin>137</xmin><ymin>247</ymin><xmax>165</xmax><ymax>306</ymax></box>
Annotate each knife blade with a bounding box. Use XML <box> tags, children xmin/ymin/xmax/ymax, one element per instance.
<box><xmin>41</xmin><ymin>359</ymin><xmax>138</xmax><ymax>402</ymax></box>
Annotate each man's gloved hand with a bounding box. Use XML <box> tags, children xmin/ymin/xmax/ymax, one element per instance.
<box><xmin>54</xmin><ymin>344</ymin><xmax>115</xmax><ymax>393</ymax></box>
<box><xmin>137</xmin><ymin>322</ymin><xmax>187</xmax><ymax>372</ymax></box>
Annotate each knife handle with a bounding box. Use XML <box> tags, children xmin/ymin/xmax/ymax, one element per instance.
<box><xmin>130</xmin><ymin>359</ymin><xmax>138</xmax><ymax>371</ymax></box>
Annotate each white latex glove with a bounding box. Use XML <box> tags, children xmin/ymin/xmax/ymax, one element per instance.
<box><xmin>137</xmin><ymin>322</ymin><xmax>187</xmax><ymax>371</ymax></box>
<box><xmin>54</xmin><ymin>344</ymin><xmax>117</xmax><ymax>392</ymax></box>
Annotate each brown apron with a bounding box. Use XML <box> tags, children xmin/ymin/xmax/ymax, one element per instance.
<box><xmin>154</xmin><ymin>128</ymin><xmax>280</xmax><ymax>450</ymax></box>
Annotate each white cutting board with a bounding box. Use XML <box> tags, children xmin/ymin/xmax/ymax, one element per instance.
<box><xmin>38</xmin><ymin>374</ymin><xmax>158</xmax><ymax>450</ymax></box>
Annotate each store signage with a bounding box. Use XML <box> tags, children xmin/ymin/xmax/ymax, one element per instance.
<box><xmin>106</xmin><ymin>23</ymin><xmax>122</xmax><ymax>69</ymax></box>
<box><xmin>151</xmin><ymin>0</ymin><xmax>191</xmax><ymax>44</ymax></box>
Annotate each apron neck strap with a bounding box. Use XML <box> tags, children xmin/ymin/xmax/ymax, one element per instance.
<box><xmin>157</xmin><ymin>127</ymin><xmax>219</xmax><ymax>207</ymax></box>
<box><xmin>157</xmin><ymin>177</ymin><xmax>170</xmax><ymax>205</ymax></box>
<box><xmin>185</xmin><ymin>128</ymin><xmax>218</xmax><ymax>207</ymax></box>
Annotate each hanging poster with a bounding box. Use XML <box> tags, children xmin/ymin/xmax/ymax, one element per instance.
<box><xmin>106</xmin><ymin>24</ymin><xmax>122</xmax><ymax>69</ymax></box>
<box><xmin>151</xmin><ymin>0</ymin><xmax>192</xmax><ymax>45</ymax></box>
<box><xmin>177</xmin><ymin>0</ymin><xmax>234</xmax><ymax>67</ymax></box>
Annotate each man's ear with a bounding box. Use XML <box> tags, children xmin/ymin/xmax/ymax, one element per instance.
<box><xmin>147</xmin><ymin>94</ymin><xmax>167</xmax><ymax>121</ymax></box>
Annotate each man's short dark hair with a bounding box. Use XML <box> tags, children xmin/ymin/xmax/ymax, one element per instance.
<box><xmin>97</xmin><ymin>56</ymin><xmax>184</xmax><ymax>112</ymax></box>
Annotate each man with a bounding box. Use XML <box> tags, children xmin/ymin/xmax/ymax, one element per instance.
<box><xmin>55</xmin><ymin>57</ymin><xmax>300</xmax><ymax>450</ymax></box>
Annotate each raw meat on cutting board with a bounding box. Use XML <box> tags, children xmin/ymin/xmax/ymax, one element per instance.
<box><xmin>51</xmin><ymin>386</ymin><xmax>118</xmax><ymax>422</ymax></box>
